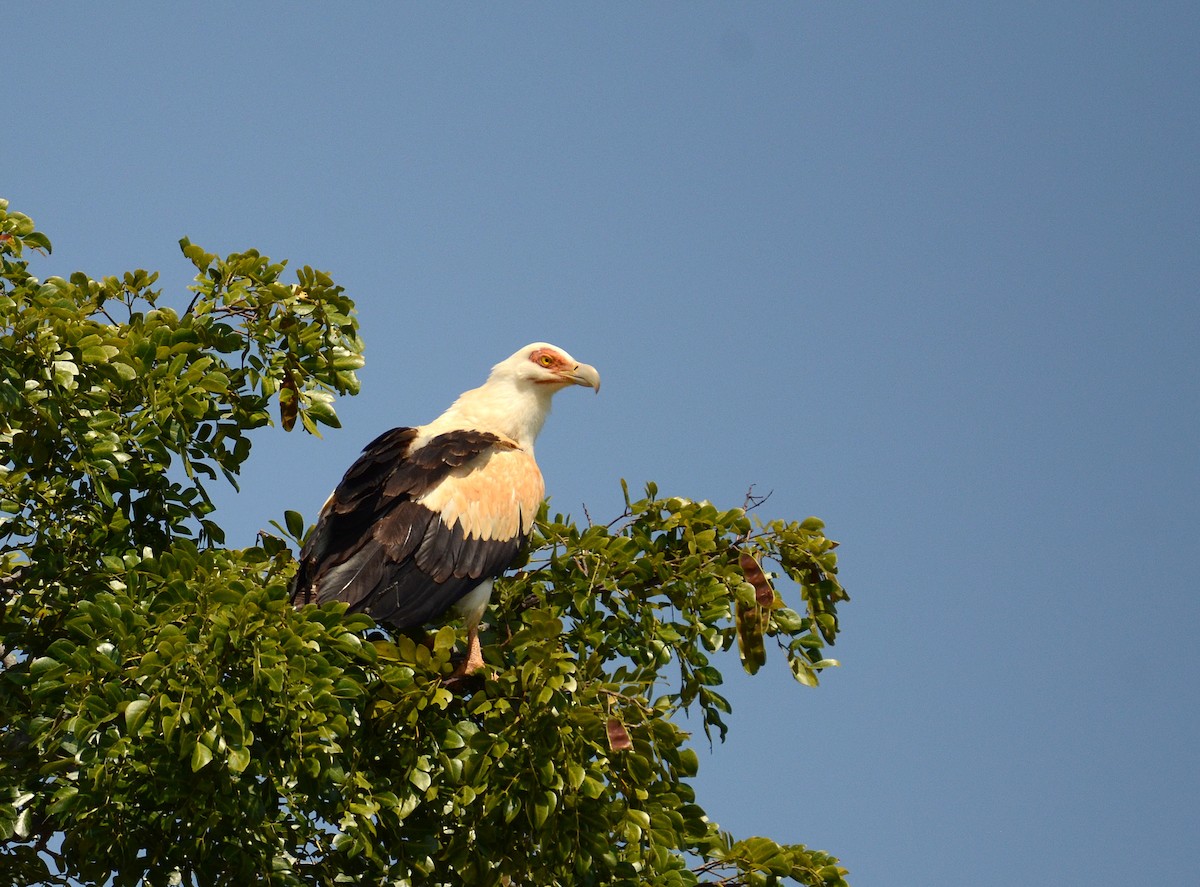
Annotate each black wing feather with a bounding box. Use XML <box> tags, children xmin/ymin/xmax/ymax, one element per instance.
<box><xmin>366</xmin><ymin>522</ymin><xmax>520</xmax><ymax>627</ymax></box>
<box><xmin>290</xmin><ymin>428</ymin><xmax>528</xmax><ymax>630</ymax></box>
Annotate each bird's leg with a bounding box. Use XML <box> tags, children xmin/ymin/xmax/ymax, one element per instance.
<box><xmin>444</xmin><ymin>623</ymin><xmax>490</xmax><ymax>687</ymax></box>
<box><xmin>458</xmin><ymin>627</ymin><xmax>486</xmax><ymax>676</ymax></box>
<box><xmin>443</xmin><ymin>587</ymin><xmax>494</xmax><ymax>688</ymax></box>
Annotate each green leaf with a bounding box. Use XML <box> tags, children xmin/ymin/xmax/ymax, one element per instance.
<box><xmin>409</xmin><ymin>769</ymin><xmax>432</xmax><ymax>792</ymax></box>
<box><xmin>81</xmin><ymin>344</ymin><xmax>119</xmax><ymax>364</ymax></box>
<box><xmin>111</xmin><ymin>360</ymin><xmax>138</xmax><ymax>381</ymax></box>
<box><xmin>566</xmin><ymin>762</ymin><xmax>586</xmax><ymax>790</ymax></box>
<box><xmin>284</xmin><ymin>509</ymin><xmax>305</xmax><ymax>539</ymax></box>
<box><xmin>47</xmin><ymin>786</ymin><xmax>78</xmax><ymax>815</ymax></box>
<box><xmin>789</xmin><ymin>656</ymin><xmax>820</xmax><ymax>688</ymax></box>
<box><xmin>13</xmin><ymin>808</ymin><xmax>32</xmax><ymax>839</ymax></box>
<box><xmin>24</xmin><ymin>230</ymin><xmax>52</xmax><ymax>253</ymax></box>
<box><xmin>227</xmin><ymin>747</ymin><xmax>251</xmax><ymax>774</ymax></box>
<box><xmin>124</xmin><ymin>698</ymin><xmax>151</xmax><ymax>734</ymax></box>
<box><xmin>530</xmin><ymin>790</ymin><xmax>557</xmax><ymax>829</ymax></box>
<box><xmin>191</xmin><ymin>742</ymin><xmax>214</xmax><ymax>772</ymax></box>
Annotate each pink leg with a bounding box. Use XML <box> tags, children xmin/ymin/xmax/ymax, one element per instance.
<box><xmin>461</xmin><ymin>628</ymin><xmax>485</xmax><ymax>674</ymax></box>
<box><xmin>447</xmin><ymin>626</ymin><xmax>487</xmax><ymax>679</ymax></box>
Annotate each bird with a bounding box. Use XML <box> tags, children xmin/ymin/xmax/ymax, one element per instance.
<box><xmin>290</xmin><ymin>342</ymin><xmax>600</xmax><ymax>676</ymax></box>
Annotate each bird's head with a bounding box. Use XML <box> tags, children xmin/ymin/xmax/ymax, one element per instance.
<box><xmin>432</xmin><ymin>343</ymin><xmax>599</xmax><ymax>448</ymax></box>
<box><xmin>492</xmin><ymin>343</ymin><xmax>601</xmax><ymax>393</ymax></box>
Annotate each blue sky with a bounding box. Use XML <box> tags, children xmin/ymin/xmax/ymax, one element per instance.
<box><xmin>7</xmin><ymin>4</ymin><xmax>1199</xmax><ymax>884</ymax></box>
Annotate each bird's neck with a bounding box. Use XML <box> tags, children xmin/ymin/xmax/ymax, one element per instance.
<box><xmin>424</xmin><ymin>378</ymin><xmax>554</xmax><ymax>450</ymax></box>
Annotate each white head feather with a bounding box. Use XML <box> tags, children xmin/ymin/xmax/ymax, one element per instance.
<box><xmin>420</xmin><ymin>343</ymin><xmax>600</xmax><ymax>449</ymax></box>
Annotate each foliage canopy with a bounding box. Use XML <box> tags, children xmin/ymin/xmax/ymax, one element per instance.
<box><xmin>0</xmin><ymin>201</ymin><xmax>850</xmax><ymax>886</ymax></box>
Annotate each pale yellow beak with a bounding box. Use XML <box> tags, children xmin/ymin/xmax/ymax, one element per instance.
<box><xmin>561</xmin><ymin>362</ymin><xmax>601</xmax><ymax>392</ymax></box>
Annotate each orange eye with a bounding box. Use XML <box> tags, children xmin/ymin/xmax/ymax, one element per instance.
<box><xmin>537</xmin><ymin>353</ymin><xmax>556</xmax><ymax>367</ymax></box>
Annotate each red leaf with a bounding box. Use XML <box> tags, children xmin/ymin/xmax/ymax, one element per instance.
<box><xmin>606</xmin><ymin>718</ymin><xmax>632</xmax><ymax>751</ymax></box>
<box><xmin>736</xmin><ymin>600</ymin><xmax>767</xmax><ymax>675</ymax></box>
<box><xmin>279</xmin><ymin>372</ymin><xmax>299</xmax><ymax>432</ymax></box>
<box><xmin>739</xmin><ymin>551</ymin><xmax>775</xmax><ymax>608</ymax></box>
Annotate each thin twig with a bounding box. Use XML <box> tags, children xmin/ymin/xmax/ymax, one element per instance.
<box><xmin>741</xmin><ymin>484</ymin><xmax>773</xmax><ymax>512</ymax></box>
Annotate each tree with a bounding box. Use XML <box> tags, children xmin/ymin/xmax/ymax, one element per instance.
<box><xmin>0</xmin><ymin>199</ymin><xmax>851</xmax><ymax>886</ymax></box>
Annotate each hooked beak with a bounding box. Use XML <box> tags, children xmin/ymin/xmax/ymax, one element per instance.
<box><xmin>560</xmin><ymin>362</ymin><xmax>601</xmax><ymax>392</ymax></box>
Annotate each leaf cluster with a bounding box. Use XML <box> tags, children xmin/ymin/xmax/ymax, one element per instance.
<box><xmin>0</xmin><ymin>202</ymin><xmax>362</xmax><ymax>565</ymax></box>
<box><xmin>516</xmin><ymin>483</ymin><xmax>847</xmax><ymax>744</ymax></box>
<box><xmin>0</xmin><ymin>202</ymin><xmax>850</xmax><ymax>887</ymax></box>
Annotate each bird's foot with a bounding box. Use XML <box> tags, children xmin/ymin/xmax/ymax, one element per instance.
<box><xmin>441</xmin><ymin>632</ymin><xmax>493</xmax><ymax>692</ymax></box>
<box><xmin>442</xmin><ymin>658</ymin><xmax>492</xmax><ymax>693</ymax></box>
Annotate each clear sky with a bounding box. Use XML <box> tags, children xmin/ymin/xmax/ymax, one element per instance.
<box><xmin>7</xmin><ymin>4</ymin><xmax>1199</xmax><ymax>884</ymax></box>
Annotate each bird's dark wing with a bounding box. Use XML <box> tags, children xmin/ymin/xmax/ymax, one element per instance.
<box><xmin>290</xmin><ymin>427</ymin><xmax>535</xmax><ymax>630</ymax></box>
